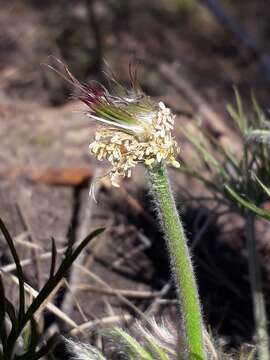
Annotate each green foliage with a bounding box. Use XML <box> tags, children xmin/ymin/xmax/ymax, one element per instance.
<box><xmin>225</xmin><ymin>185</ymin><xmax>270</xmax><ymax>221</ymax></box>
<box><xmin>66</xmin><ymin>323</ymin><xmax>174</xmax><ymax>360</ymax></box>
<box><xmin>65</xmin><ymin>321</ymin><xmax>256</xmax><ymax>359</ymax></box>
<box><xmin>179</xmin><ymin>90</ymin><xmax>270</xmax><ymax>359</ymax></box>
<box><xmin>0</xmin><ymin>217</ymin><xmax>104</xmax><ymax>360</ymax></box>
<box><xmin>180</xmin><ymin>90</ymin><xmax>270</xmax><ymax>213</ymax></box>
<box><xmin>111</xmin><ymin>328</ymin><xmax>156</xmax><ymax>360</ymax></box>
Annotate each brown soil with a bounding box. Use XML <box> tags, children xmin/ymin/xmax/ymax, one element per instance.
<box><xmin>1</xmin><ymin>0</ymin><xmax>270</xmax><ymax>357</ymax></box>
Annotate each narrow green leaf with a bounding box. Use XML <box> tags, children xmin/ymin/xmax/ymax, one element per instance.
<box><xmin>251</xmin><ymin>91</ymin><xmax>267</xmax><ymax>127</ymax></box>
<box><xmin>198</xmin><ymin>126</ymin><xmax>240</xmax><ymax>172</ymax></box>
<box><xmin>4</xmin><ymin>227</ymin><xmax>104</xmax><ymax>357</ymax></box>
<box><xmin>227</xmin><ymin>104</ymin><xmax>240</xmax><ymax>128</ymax></box>
<box><xmin>31</xmin><ymin>335</ymin><xmax>58</xmax><ymax>360</ymax></box>
<box><xmin>145</xmin><ymin>337</ymin><xmax>170</xmax><ymax>360</ymax></box>
<box><xmin>27</xmin><ymin>318</ymin><xmax>39</xmax><ymax>356</ymax></box>
<box><xmin>0</xmin><ymin>218</ymin><xmax>25</xmax><ymax>322</ymax></box>
<box><xmin>69</xmin><ymin>228</ymin><xmax>105</xmax><ymax>264</ymax></box>
<box><xmin>49</xmin><ymin>238</ymin><xmax>57</xmax><ymax>280</ymax></box>
<box><xmin>22</xmin><ymin>228</ymin><xmax>104</xmax><ymax>329</ymax></box>
<box><xmin>225</xmin><ymin>185</ymin><xmax>270</xmax><ymax>221</ymax></box>
<box><xmin>15</xmin><ymin>317</ymin><xmax>39</xmax><ymax>360</ymax></box>
<box><xmin>252</xmin><ymin>173</ymin><xmax>270</xmax><ymax>197</ymax></box>
<box><xmin>113</xmin><ymin>328</ymin><xmax>154</xmax><ymax>360</ymax></box>
<box><xmin>182</xmin><ymin>129</ymin><xmax>228</xmax><ymax>179</ymax></box>
<box><xmin>233</xmin><ymin>87</ymin><xmax>246</xmax><ymax>132</ymax></box>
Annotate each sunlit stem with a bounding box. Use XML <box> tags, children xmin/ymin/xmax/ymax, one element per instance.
<box><xmin>148</xmin><ymin>163</ymin><xmax>206</xmax><ymax>360</ymax></box>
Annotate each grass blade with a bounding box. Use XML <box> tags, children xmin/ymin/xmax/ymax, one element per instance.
<box><xmin>252</xmin><ymin>173</ymin><xmax>270</xmax><ymax>197</ymax></box>
<box><xmin>182</xmin><ymin>128</ymin><xmax>228</xmax><ymax>179</ymax></box>
<box><xmin>30</xmin><ymin>335</ymin><xmax>58</xmax><ymax>360</ymax></box>
<box><xmin>49</xmin><ymin>238</ymin><xmax>57</xmax><ymax>280</ymax></box>
<box><xmin>14</xmin><ymin>317</ymin><xmax>39</xmax><ymax>360</ymax></box>
<box><xmin>145</xmin><ymin>337</ymin><xmax>170</xmax><ymax>360</ymax></box>
<box><xmin>225</xmin><ymin>186</ymin><xmax>270</xmax><ymax>221</ymax></box>
<box><xmin>228</xmin><ymin>87</ymin><xmax>247</xmax><ymax>133</ymax></box>
<box><xmin>22</xmin><ymin>228</ymin><xmax>104</xmax><ymax>328</ymax></box>
<box><xmin>113</xmin><ymin>328</ymin><xmax>153</xmax><ymax>360</ymax></box>
<box><xmin>0</xmin><ymin>218</ymin><xmax>25</xmax><ymax>322</ymax></box>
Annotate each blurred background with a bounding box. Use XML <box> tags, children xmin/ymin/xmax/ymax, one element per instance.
<box><xmin>1</xmin><ymin>0</ymin><xmax>270</xmax><ymax>357</ymax></box>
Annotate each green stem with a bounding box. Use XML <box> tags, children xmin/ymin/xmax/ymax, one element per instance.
<box><xmin>148</xmin><ymin>164</ymin><xmax>206</xmax><ymax>360</ymax></box>
<box><xmin>245</xmin><ymin>213</ymin><xmax>269</xmax><ymax>360</ymax></box>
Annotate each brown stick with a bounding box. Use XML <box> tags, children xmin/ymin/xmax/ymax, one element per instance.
<box><xmin>76</xmin><ymin>284</ymin><xmax>158</xmax><ymax>299</ymax></box>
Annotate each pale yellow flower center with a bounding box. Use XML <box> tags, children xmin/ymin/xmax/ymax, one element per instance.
<box><xmin>89</xmin><ymin>102</ymin><xmax>180</xmax><ymax>187</ymax></box>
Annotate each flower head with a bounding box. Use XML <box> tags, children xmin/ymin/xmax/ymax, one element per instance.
<box><xmin>88</xmin><ymin>100</ymin><xmax>180</xmax><ymax>187</ymax></box>
<box><xmin>48</xmin><ymin>58</ymin><xmax>180</xmax><ymax>187</ymax></box>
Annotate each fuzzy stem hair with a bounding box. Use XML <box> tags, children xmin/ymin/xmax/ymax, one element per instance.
<box><xmin>148</xmin><ymin>163</ymin><xmax>206</xmax><ymax>360</ymax></box>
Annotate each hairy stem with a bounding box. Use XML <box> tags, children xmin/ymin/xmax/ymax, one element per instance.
<box><xmin>148</xmin><ymin>164</ymin><xmax>206</xmax><ymax>360</ymax></box>
<box><xmin>246</xmin><ymin>212</ymin><xmax>269</xmax><ymax>360</ymax></box>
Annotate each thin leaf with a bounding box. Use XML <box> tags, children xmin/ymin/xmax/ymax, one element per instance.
<box><xmin>14</xmin><ymin>317</ymin><xmax>39</xmax><ymax>360</ymax></box>
<box><xmin>27</xmin><ymin>318</ymin><xmax>39</xmax><ymax>356</ymax></box>
<box><xmin>251</xmin><ymin>91</ymin><xmax>265</xmax><ymax>126</ymax></box>
<box><xmin>145</xmin><ymin>337</ymin><xmax>170</xmax><ymax>360</ymax></box>
<box><xmin>4</xmin><ymin>228</ymin><xmax>104</xmax><ymax>357</ymax></box>
<box><xmin>49</xmin><ymin>238</ymin><xmax>57</xmax><ymax>280</ymax></box>
<box><xmin>232</xmin><ymin>87</ymin><xmax>246</xmax><ymax>133</ymax></box>
<box><xmin>113</xmin><ymin>328</ymin><xmax>153</xmax><ymax>360</ymax></box>
<box><xmin>182</xmin><ymin>129</ymin><xmax>228</xmax><ymax>179</ymax></box>
<box><xmin>198</xmin><ymin>125</ymin><xmax>240</xmax><ymax>173</ymax></box>
<box><xmin>0</xmin><ymin>218</ymin><xmax>25</xmax><ymax>322</ymax></box>
<box><xmin>225</xmin><ymin>186</ymin><xmax>270</xmax><ymax>221</ymax></box>
<box><xmin>252</xmin><ymin>173</ymin><xmax>270</xmax><ymax>197</ymax></box>
<box><xmin>227</xmin><ymin>104</ymin><xmax>241</xmax><ymax>129</ymax></box>
<box><xmin>22</xmin><ymin>228</ymin><xmax>104</xmax><ymax>329</ymax></box>
<box><xmin>69</xmin><ymin>228</ymin><xmax>105</xmax><ymax>264</ymax></box>
<box><xmin>31</xmin><ymin>335</ymin><xmax>58</xmax><ymax>360</ymax></box>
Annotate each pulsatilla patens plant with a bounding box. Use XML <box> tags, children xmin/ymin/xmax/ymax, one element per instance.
<box><xmin>0</xmin><ymin>217</ymin><xmax>103</xmax><ymax>360</ymax></box>
<box><xmin>49</xmin><ymin>58</ymin><xmax>207</xmax><ymax>360</ymax></box>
